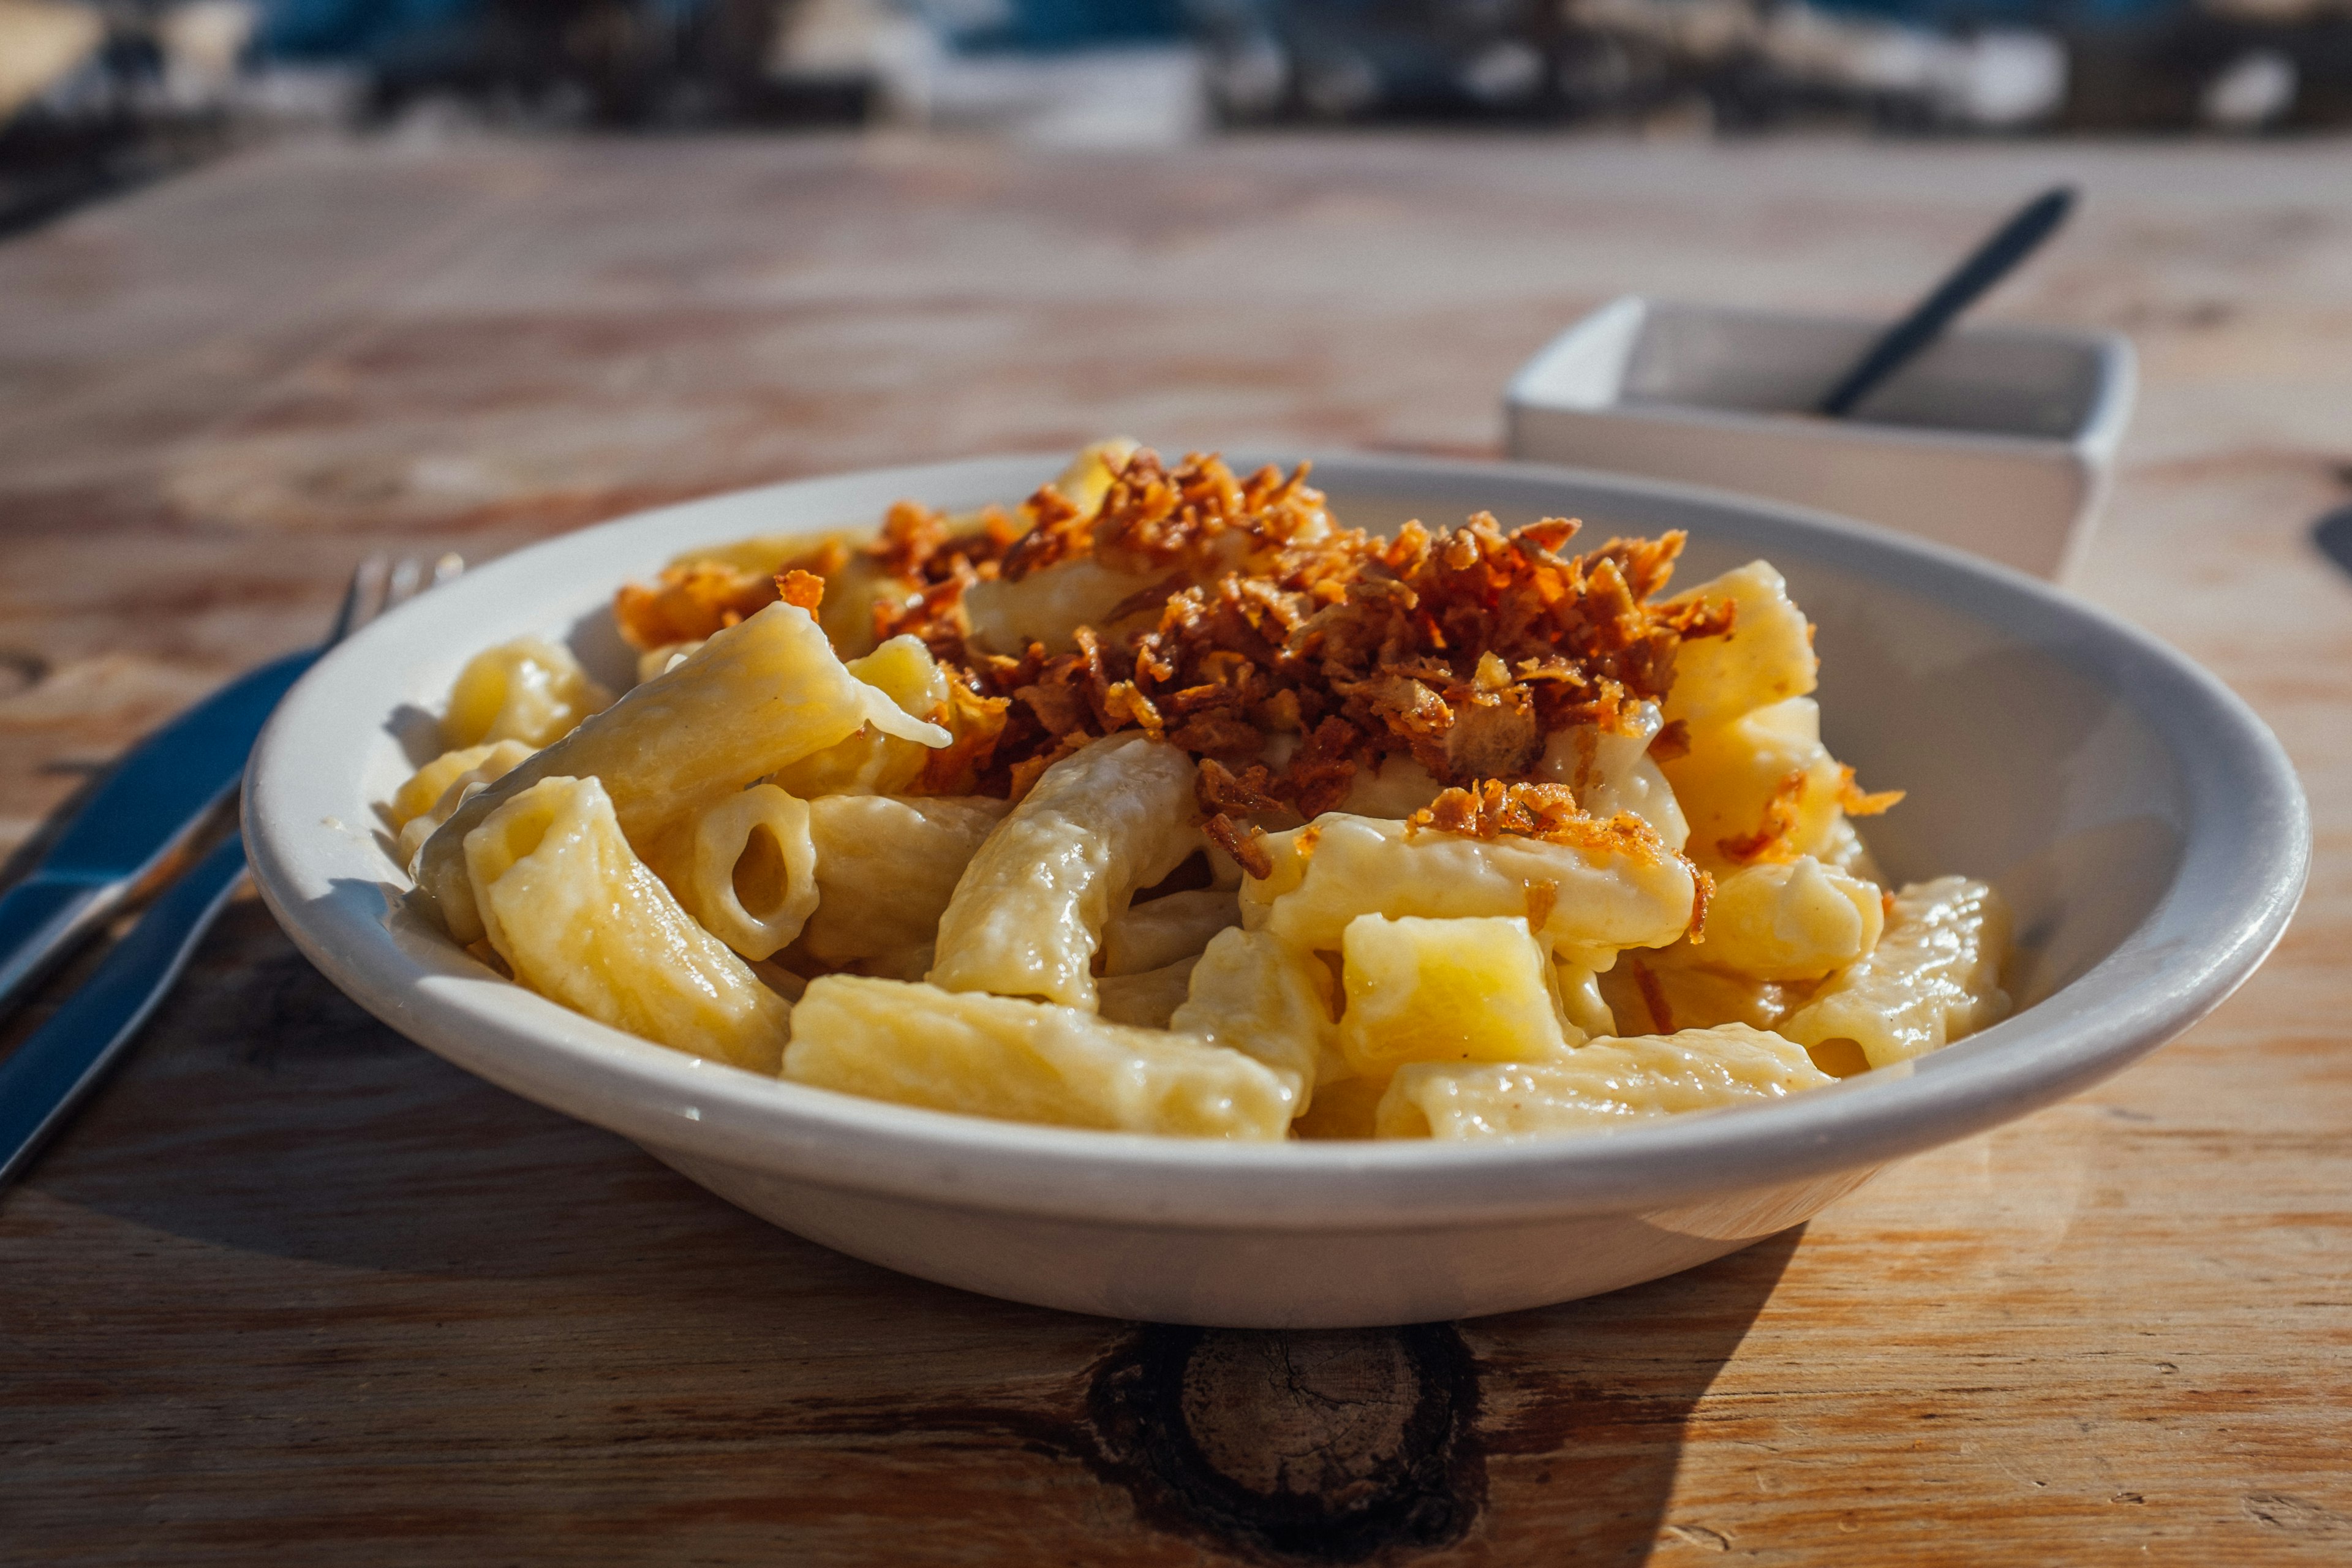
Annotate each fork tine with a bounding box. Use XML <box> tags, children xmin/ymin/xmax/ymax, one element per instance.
<box><xmin>330</xmin><ymin>554</ymin><xmax>390</xmax><ymax>644</ymax></box>
<box><xmin>332</xmin><ymin>552</ymin><xmax>462</xmax><ymax>648</ymax></box>
<box><xmin>383</xmin><ymin>557</ymin><xmax>426</xmax><ymax>611</ymax></box>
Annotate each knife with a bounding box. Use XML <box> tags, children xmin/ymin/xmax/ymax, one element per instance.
<box><xmin>0</xmin><ymin>649</ymin><xmax>314</xmax><ymax>1020</ymax></box>
<box><xmin>0</xmin><ymin>831</ymin><xmax>252</xmax><ymax>1186</ymax></box>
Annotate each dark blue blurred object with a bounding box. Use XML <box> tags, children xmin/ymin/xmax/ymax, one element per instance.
<box><xmin>949</xmin><ymin>0</ymin><xmax>1188</xmax><ymax>50</ymax></box>
<box><xmin>258</xmin><ymin>0</ymin><xmax>486</xmax><ymax>58</ymax></box>
<box><xmin>258</xmin><ymin>0</ymin><xmax>1187</xmax><ymax>60</ymax></box>
<box><xmin>1810</xmin><ymin>0</ymin><xmax>2172</xmax><ymax>24</ymax></box>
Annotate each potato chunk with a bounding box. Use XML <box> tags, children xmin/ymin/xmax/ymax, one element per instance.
<box><xmin>1339</xmin><ymin>914</ymin><xmax>1570</xmax><ymax>1076</ymax></box>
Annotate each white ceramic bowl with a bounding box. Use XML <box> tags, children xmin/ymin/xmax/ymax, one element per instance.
<box><xmin>244</xmin><ymin>453</ymin><xmax>2306</xmax><ymax>1329</ymax></box>
<box><xmin>1506</xmin><ymin>296</ymin><xmax>2137</xmax><ymax>582</ymax></box>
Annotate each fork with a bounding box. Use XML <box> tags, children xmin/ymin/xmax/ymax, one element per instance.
<box><xmin>0</xmin><ymin>552</ymin><xmax>462</xmax><ymax>1187</ymax></box>
<box><xmin>333</xmin><ymin>552</ymin><xmax>464</xmax><ymax>642</ymax></box>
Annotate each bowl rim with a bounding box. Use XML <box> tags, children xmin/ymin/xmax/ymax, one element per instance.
<box><xmin>244</xmin><ymin>450</ymin><xmax>2310</xmax><ymax>1231</ymax></box>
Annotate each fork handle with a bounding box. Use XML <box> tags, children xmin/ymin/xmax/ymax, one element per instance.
<box><xmin>0</xmin><ymin>834</ymin><xmax>250</xmax><ymax>1188</ymax></box>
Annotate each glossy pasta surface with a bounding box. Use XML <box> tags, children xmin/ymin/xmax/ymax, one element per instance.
<box><xmin>382</xmin><ymin>443</ymin><xmax>2013</xmax><ymax>1142</ymax></box>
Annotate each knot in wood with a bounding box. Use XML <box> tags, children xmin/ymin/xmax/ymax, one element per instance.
<box><xmin>1180</xmin><ymin>1330</ymin><xmax>1417</xmax><ymax>1504</ymax></box>
<box><xmin>1086</xmin><ymin>1323</ymin><xmax>1484</xmax><ymax>1564</ymax></box>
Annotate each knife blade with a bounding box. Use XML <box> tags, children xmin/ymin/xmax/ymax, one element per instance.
<box><xmin>0</xmin><ymin>649</ymin><xmax>314</xmax><ymax>1019</ymax></box>
<box><xmin>0</xmin><ymin>832</ymin><xmax>251</xmax><ymax>1187</ymax></box>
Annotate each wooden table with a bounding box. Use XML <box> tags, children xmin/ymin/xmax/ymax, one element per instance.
<box><xmin>2</xmin><ymin>128</ymin><xmax>2346</xmax><ymax>1564</ymax></box>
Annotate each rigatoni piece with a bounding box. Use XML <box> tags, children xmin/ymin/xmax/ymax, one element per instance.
<box><xmin>463</xmin><ymin>776</ymin><xmax>790</xmax><ymax>1073</ymax></box>
<box><xmin>783</xmin><ymin>975</ymin><xmax>1297</xmax><ymax>1139</ymax></box>
<box><xmin>634</xmin><ymin>640</ymin><xmax>701</xmax><ymax>686</ymax></box>
<box><xmin>1376</xmin><ymin>1024</ymin><xmax>1833</xmax><ymax>1140</ymax></box>
<box><xmin>1599</xmin><ymin>948</ymin><xmax>1798</xmax><ymax>1036</ymax></box>
<box><xmin>1555</xmin><ymin>962</ymin><xmax>1618</xmax><ymax>1039</ymax></box>
<box><xmin>800</xmin><ymin>794</ymin><xmax>1013</xmax><ymax>971</ymax></box>
<box><xmin>616</xmin><ymin>530</ymin><xmax>897</xmax><ymax>659</ymax></box>
<box><xmin>928</xmin><ymin>733</ymin><xmax>1202</xmax><ymax>1010</ymax></box>
<box><xmin>415</xmin><ymin>602</ymin><xmax>946</xmax><ymax>944</ymax></box>
<box><xmin>1780</xmin><ymin>876</ymin><xmax>2011</xmax><ymax>1072</ymax></box>
<box><xmin>441</xmin><ymin>636</ymin><xmax>613</xmax><ymax>749</ymax></box>
<box><xmin>1339</xmin><ymin>914</ymin><xmax>1570</xmax><ymax>1076</ymax></box>
<box><xmin>963</xmin><ymin>557</ymin><xmax>1175</xmax><ymax>659</ymax></box>
<box><xmin>1054</xmin><ymin>435</ymin><xmax>1143</xmax><ymax>513</ymax></box>
<box><xmin>1097</xmin><ymin>958</ymin><xmax>1200</xmax><ymax>1029</ymax></box>
<box><xmin>1167</xmin><ymin>927</ymin><xmax>1338</xmax><ymax>1096</ymax></box>
<box><xmin>1820</xmin><ymin>816</ymin><xmax>1889</xmax><ymax>886</ymax></box>
<box><xmin>1335</xmin><ymin>755</ymin><xmax>1447</xmax><ymax>820</ymax></box>
<box><xmin>1101</xmin><ymin>888</ymin><xmax>1242</xmax><ymax>976</ymax></box>
<box><xmin>960</xmin><ymin>439</ymin><xmax>1150</xmax><ymax>657</ymax></box>
<box><xmin>1242</xmin><ymin>813</ymin><xmax>1698</xmax><ymax>971</ymax></box>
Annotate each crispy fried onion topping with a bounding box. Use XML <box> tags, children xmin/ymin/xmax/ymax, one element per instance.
<box><xmin>1408</xmin><ymin>780</ymin><xmax>1673</xmax><ymax>863</ymax></box>
<box><xmin>614</xmin><ymin>448</ymin><xmax>1740</xmax><ymax>801</ymax></box>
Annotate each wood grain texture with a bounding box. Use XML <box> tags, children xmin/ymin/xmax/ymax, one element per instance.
<box><xmin>2</xmin><ymin>130</ymin><xmax>2348</xmax><ymax>1564</ymax></box>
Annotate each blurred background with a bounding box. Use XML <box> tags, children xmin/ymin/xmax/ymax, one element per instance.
<box><xmin>2</xmin><ymin>0</ymin><xmax>2345</xmax><ymax>235</ymax></box>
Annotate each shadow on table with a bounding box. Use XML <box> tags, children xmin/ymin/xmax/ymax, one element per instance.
<box><xmin>9</xmin><ymin>903</ymin><xmax>1796</xmax><ymax>1564</ymax></box>
<box><xmin>2</xmin><ymin>900</ymin><xmax>801</xmax><ymax>1280</ymax></box>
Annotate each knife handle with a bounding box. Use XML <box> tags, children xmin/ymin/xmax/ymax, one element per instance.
<box><xmin>0</xmin><ymin>875</ymin><xmax>127</xmax><ymax>1018</ymax></box>
<box><xmin>0</xmin><ymin>834</ymin><xmax>250</xmax><ymax>1189</ymax></box>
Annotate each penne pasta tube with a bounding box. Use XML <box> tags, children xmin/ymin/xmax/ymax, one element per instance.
<box><xmin>464</xmin><ymin>775</ymin><xmax>791</xmax><ymax>1073</ymax></box>
<box><xmin>1242</xmin><ymin>812</ymin><xmax>1698</xmax><ymax>970</ymax></box>
<box><xmin>415</xmin><ymin>602</ymin><xmax>946</xmax><ymax>944</ymax></box>
<box><xmin>1780</xmin><ymin>876</ymin><xmax>2011</xmax><ymax>1073</ymax></box>
<box><xmin>799</xmin><ymin>794</ymin><xmax>1012</xmax><ymax>970</ymax></box>
<box><xmin>783</xmin><ymin>975</ymin><xmax>1297</xmax><ymax>1139</ymax></box>
<box><xmin>928</xmin><ymin>733</ymin><xmax>1202</xmax><ymax>1011</ymax></box>
<box><xmin>1100</xmin><ymin>888</ymin><xmax>1242</xmax><ymax>976</ymax></box>
<box><xmin>673</xmin><ymin>783</ymin><xmax>820</xmax><ymax>962</ymax></box>
<box><xmin>1376</xmin><ymin>1023</ymin><xmax>1833</xmax><ymax>1140</ymax></box>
